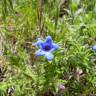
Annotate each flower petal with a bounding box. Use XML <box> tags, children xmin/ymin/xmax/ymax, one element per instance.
<box><xmin>44</xmin><ymin>52</ymin><xmax>54</xmax><ymax>61</ymax></box>
<box><xmin>36</xmin><ymin>38</ymin><xmax>43</xmax><ymax>49</ymax></box>
<box><xmin>52</xmin><ymin>43</ymin><xmax>59</xmax><ymax>49</ymax></box>
<box><xmin>45</xmin><ymin>36</ymin><xmax>52</xmax><ymax>45</ymax></box>
<box><xmin>35</xmin><ymin>49</ymin><xmax>45</xmax><ymax>56</ymax></box>
<box><xmin>92</xmin><ymin>45</ymin><xmax>96</xmax><ymax>51</ymax></box>
<box><xmin>50</xmin><ymin>43</ymin><xmax>59</xmax><ymax>52</ymax></box>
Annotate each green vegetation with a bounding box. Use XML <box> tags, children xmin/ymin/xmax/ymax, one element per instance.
<box><xmin>0</xmin><ymin>0</ymin><xmax>96</xmax><ymax>96</ymax></box>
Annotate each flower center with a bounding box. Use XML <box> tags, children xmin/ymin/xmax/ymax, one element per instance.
<box><xmin>44</xmin><ymin>45</ymin><xmax>51</xmax><ymax>51</ymax></box>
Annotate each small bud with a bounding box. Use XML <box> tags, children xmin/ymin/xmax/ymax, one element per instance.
<box><xmin>59</xmin><ymin>84</ymin><xmax>65</xmax><ymax>91</ymax></box>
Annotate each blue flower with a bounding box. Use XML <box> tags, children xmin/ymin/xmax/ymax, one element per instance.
<box><xmin>35</xmin><ymin>36</ymin><xmax>59</xmax><ymax>61</ymax></box>
<box><xmin>92</xmin><ymin>45</ymin><xmax>96</xmax><ymax>52</ymax></box>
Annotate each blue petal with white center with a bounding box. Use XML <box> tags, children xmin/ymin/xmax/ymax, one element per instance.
<box><xmin>35</xmin><ymin>36</ymin><xmax>59</xmax><ymax>61</ymax></box>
